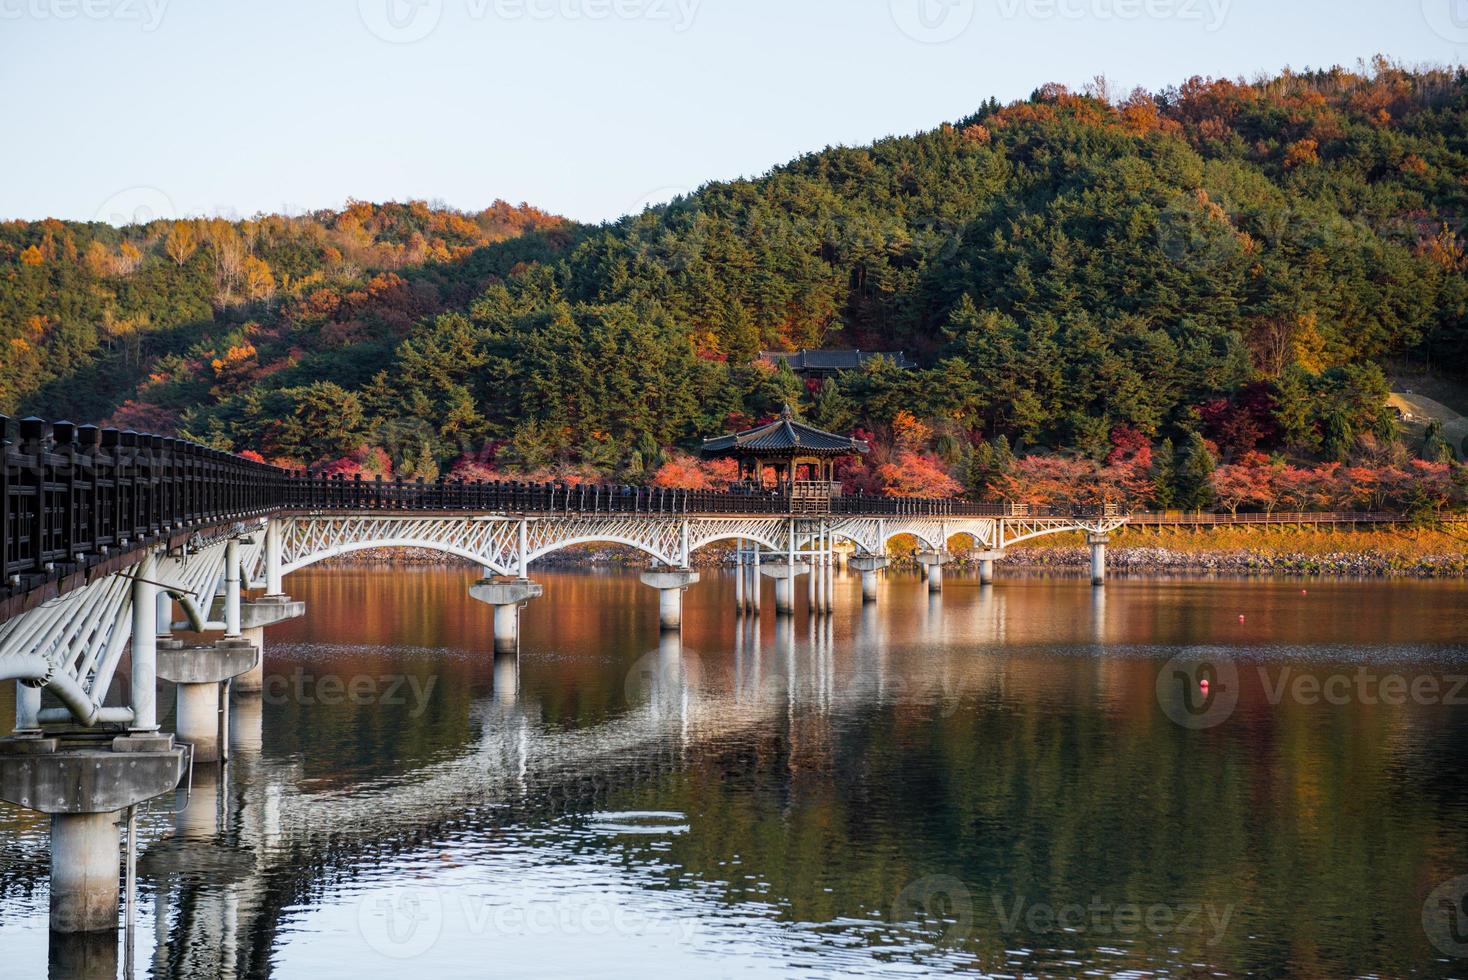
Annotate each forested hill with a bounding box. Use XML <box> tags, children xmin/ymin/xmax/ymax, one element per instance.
<box><xmin>4</xmin><ymin>59</ymin><xmax>1468</xmax><ymax>505</ymax></box>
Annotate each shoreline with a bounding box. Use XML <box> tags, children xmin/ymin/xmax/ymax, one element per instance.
<box><xmin>319</xmin><ymin>532</ymin><xmax>1468</xmax><ymax>579</ymax></box>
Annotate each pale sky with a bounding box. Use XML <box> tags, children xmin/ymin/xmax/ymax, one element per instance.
<box><xmin>0</xmin><ymin>0</ymin><xmax>1463</xmax><ymax>226</ymax></box>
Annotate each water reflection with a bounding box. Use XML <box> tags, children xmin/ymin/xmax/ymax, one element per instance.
<box><xmin>1</xmin><ymin>567</ymin><xmax>1467</xmax><ymax>977</ymax></box>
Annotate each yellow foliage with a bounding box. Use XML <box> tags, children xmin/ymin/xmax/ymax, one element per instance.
<box><xmin>18</xmin><ymin>246</ymin><xmax>43</xmax><ymax>266</ymax></box>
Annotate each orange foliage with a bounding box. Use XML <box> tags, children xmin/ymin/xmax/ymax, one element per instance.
<box><xmin>651</xmin><ymin>454</ymin><xmax>738</xmax><ymax>490</ymax></box>
<box><xmin>875</xmin><ymin>452</ymin><xmax>961</xmax><ymax>499</ymax></box>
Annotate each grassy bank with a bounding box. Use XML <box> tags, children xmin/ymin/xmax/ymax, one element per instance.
<box><xmin>996</xmin><ymin>526</ymin><xmax>1468</xmax><ymax>577</ymax></box>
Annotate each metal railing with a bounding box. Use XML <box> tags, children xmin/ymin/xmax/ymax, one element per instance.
<box><xmin>0</xmin><ymin>416</ymin><xmax>1012</xmax><ymax>602</ymax></box>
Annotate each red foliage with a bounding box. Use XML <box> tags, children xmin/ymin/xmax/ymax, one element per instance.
<box><xmin>104</xmin><ymin>400</ymin><xmax>178</xmax><ymax>435</ymax></box>
<box><xmin>651</xmin><ymin>454</ymin><xmax>738</xmax><ymax>490</ymax></box>
<box><xmin>875</xmin><ymin>452</ymin><xmax>962</xmax><ymax>499</ymax></box>
<box><xmin>316</xmin><ymin>445</ymin><xmax>393</xmax><ymax>481</ymax></box>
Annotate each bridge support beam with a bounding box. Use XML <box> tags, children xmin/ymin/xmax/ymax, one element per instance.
<box><xmin>470</xmin><ymin>579</ymin><xmax>545</xmax><ymax>654</ymax></box>
<box><xmin>159</xmin><ymin>639</ymin><xmax>259</xmax><ymax>763</ymax></box>
<box><xmin>1088</xmin><ymin>534</ymin><xmax>1110</xmax><ymax>586</ymax></box>
<box><xmin>916</xmin><ymin>552</ymin><xmax>951</xmax><ymax>593</ymax></box>
<box><xmin>640</xmin><ymin>569</ymin><xmax>700</xmax><ymax>631</ymax></box>
<box><xmin>849</xmin><ymin>556</ymin><xmax>888</xmax><ymax>603</ymax></box>
<box><xmin>233</xmin><ymin>597</ymin><xmax>307</xmax><ymax>693</ymax></box>
<box><xmin>760</xmin><ymin>564</ymin><xmax>808</xmax><ymax>616</ymax></box>
<box><xmin>0</xmin><ymin>735</ymin><xmax>185</xmax><ymax>933</ymax></box>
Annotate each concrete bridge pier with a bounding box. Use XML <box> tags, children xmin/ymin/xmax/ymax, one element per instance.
<box><xmin>1088</xmin><ymin>534</ymin><xmax>1110</xmax><ymax>586</ymax></box>
<box><xmin>849</xmin><ymin>556</ymin><xmax>888</xmax><ymax>603</ymax></box>
<box><xmin>735</xmin><ymin>541</ymin><xmax>747</xmax><ymax>613</ymax></box>
<box><xmin>0</xmin><ymin>735</ymin><xmax>186</xmax><ymax>933</ymax></box>
<box><xmin>470</xmin><ymin>579</ymin><xmax>545</xmax><ymax>654</ymax></box>
<box><xmin>159</xmin><ymin>640</ymin><xmax>259</xmax><ymax>763</ymax></box>
<box><xmin>760</xmin><ymin>563</ymin><xmax>807</xmax><ymax>616</ymax></box>
<box><xmin>233</xmin><ymin>596</ymin><xmax>306</xmax><ymax>694</ymax></box>
<box><xmin>917</xmin><ymin>552</ymin><xmax>951</xmax><ymax>593</ymax></box>
<box><xmin>973</xmin><ymin>550</ymin><xmax>1003</xmax><ymax>586</ymax></box>
<box><xmin>640</xmin><ymin>569</ymin><xmax>700</xmax><ymax>631</ymax></box>
<box><xmin>747</xmin><ymin>547</ymin><xmax>762</xmax><ymax>614</ymax></box>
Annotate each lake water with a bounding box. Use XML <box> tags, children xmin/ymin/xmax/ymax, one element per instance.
<box><xmin>3</xmin><ymin>567</ymin><xmax>1468</xmax><ymax>978</ymax></box>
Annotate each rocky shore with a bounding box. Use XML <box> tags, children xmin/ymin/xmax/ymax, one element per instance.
<box><xmin>984</xmin><ymin>546</ymin><xmax>1468</xmax><ymax>578</ymax></box>
<box><xmin>319</xmin><ymin>535</ymin><xmax>1468</xmax><ymax>579</ymax></box>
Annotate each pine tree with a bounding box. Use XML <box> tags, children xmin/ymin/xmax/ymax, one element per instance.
<box><xmin>1175</xmin><ymin>432</ymin><xmax>1216</xmax><ymax>511</ymax></box>
<box><xmin>809</xmin><ymin>378</ymin><xmax>854</xmax><ymax>432</ymax></box>
<box><xmin>1151</xmin><ymin>437</ymin><xmax>1177</xmax><ymax>509</ymax></box>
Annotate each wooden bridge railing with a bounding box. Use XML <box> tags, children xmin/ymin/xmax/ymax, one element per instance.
<box><xmin>4</xmin><ymin>414</ymin><xmax>1454</xmax><ymax>605</ymax></box>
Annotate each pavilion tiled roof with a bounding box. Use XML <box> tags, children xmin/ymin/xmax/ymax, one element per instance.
<box><xmin>701</xmin><ymin>406</ymin><xmax>869</xmax><ymax>458</ymax></box>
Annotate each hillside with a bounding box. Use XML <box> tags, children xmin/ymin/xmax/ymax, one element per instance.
<box><xmin>4</xmin><ymin>58</ymin><xmax>1467</xmax><ymax>511</ymax></box>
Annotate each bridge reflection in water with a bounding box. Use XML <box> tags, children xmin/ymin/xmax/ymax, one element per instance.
<box><xmin>3</xmin><ymin>567</ymin><xmax>1467</xmax><ymax>978</ymax></box>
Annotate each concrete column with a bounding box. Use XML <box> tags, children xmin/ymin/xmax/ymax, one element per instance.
<box><xmin>234</xmin><ymin>596</ymin><xmax>306</xmax><ymax>695</ymax></box>
<box><xmin>1088</xmin><ymin>534</ymin><xmax>1110</xmax><ymax>586</ymax></box>
<box><xmin>517</xmin><ymin>519</ymin><xmax>529</xmax><ymax>579</ymax></box>
<box><xmin>492</xmin><ymin>651</ymin><xmax>519</xmax><ymax>707</ymax></box>
<box><xmin>130</xmin><ymin>554</ymin><xmax>159</xmax><ymax>733</ymax></box>
<box><xmin>265</xmin><ymin>518</ymin><xmax>284</xmax><ymax>597</ymax></box>
<box><xmin>158</xmin><ymin>639</ymin><xmax>257</xmax><ymax>763</ymax></box>
<box><xmin>234</xmin><ymin>626</ymin><xmax>265</xmax><ymax>693</ymax></box>
<box><xmin>734</xmin><ymin>540</ymin><xmax>746</xmax><ymax>614</ymax></box>
<box><xmin>640</xmin><ymin>570</ymin><xmax>699</xmax><ymax>631</ymax></box>
<box><xmin>849</xmin><ymin>556</ymin><xmax>888</xmax><ymax>604</ymax></box>
<box><xmin>658</xmin><ymin>588</ymin><xmax>682</xmax><ymax>630</ymax></box>
<box><xmin>775</xmin><ymin>577</ymin><xmax>795</xmax><ymax>615</ymax></box>
<box><xmin>470</xmin><ymin>579</ymin><xmax>544</xmax><ymax>654</ymax></box>
<box><xmin>156</xmin><ymin>590</ymin><xmax>173</xmax><ymax>638</ymax></box>
<box><xmin>973</xmin><ymin>550</ymin><xmax>1002</xmax><ymax>586</ymax></box>
<box><xmin>49</xmin><ymin>812</ymin><xmax>121</xmax><ymax>933</ymax></box>
<box><xmin>15</xmin><ymin>682</ymin><xmax>42</xmax><ymax>735</ymax></box>
<box><xmin>809</xmin><ymin>531</ymin><xmax>822</xmax><ymax>615</ymax></box>
<box><xmin>224</xmin><ymin>538</ymin><xmax>241</xmax><ymax>638</ymax></box>
<box><xmin>493</xmin><ymin>603</ymin><xmax>519</xmax><ymax>653</ymax></box>
<box><xmin>0</xmin><ymin>737</ymin><xmax>185</xmax><ymax>935</ymax></box>
<box><xmin>761</xmin><ymin>563</ymin><xmax>805</xmax><ymax>616</ymax></box>
<box><xmin>750</xmin><ymin>547</ymin><xmax>761</xmax><ymax>614</ymax></box>
<box><xmin>177</xmin><ymin>682</ymin><xmax>222</xmax><ymax>763</ymax></box>
<box><xmin>916</xmin><ymin>552</ymin><xmax>949</xmax><ymax>594</ymax></box>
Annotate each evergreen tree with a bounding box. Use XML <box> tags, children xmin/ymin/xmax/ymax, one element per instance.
<box><xmin>1174</xmin><ymin>433</ymin><xmax>1217</xmax><ymax>511</ymax></box>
